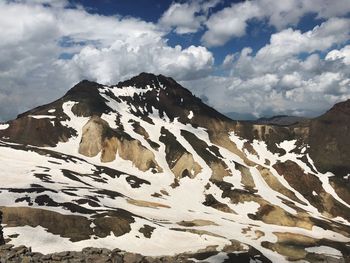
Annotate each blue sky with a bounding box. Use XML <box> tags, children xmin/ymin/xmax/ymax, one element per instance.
<box><xmin>0</xmin><ymin>0</ymin><xmax>350</xmax><ymax>121</ymax></box>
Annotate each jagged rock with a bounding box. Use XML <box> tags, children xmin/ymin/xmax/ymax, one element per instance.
<box><xmin>79</xmin><ymin>116</ymin><xmax>106</xmax><ymax>157</ymax></box>
<box><xmin>79</xmin><ymin>115</ymin><xmax>162</xmax><ymax>172</ymax></box>
<box><xmin>123</xmin><ymin>252</ymin><xmax>143</xmax><ymax>263</ymax></box>
<box><xmin>171</xmin><ymin>152</ymin><xmax>202</xmax><ymax>179</ymax></box>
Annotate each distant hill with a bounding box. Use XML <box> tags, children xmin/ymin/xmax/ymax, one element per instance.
<box><xmin>254</xmin><ymin>115</ymin><xmax>308</xmax><ymax>126</ymax></box>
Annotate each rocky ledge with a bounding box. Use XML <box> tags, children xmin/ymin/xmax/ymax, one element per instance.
<box><xmin>0</xmin><ymin>244</ymin><xmax>274</xmax><ymax>263</ymax></box>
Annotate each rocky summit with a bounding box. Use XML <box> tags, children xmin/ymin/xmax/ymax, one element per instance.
<box><xmin>0</xmin><ymin>73</ymin><xmax>349</xmax><ymax>263</ymax></box>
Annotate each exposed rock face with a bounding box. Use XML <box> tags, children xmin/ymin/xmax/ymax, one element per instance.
<box><xmin>307</xmin><ymin>99</ymin><xmax>350</xmax><ymax>176</ymax></box>
<box><xmin>159</xmin><ymin>126</ymin><xmax>202</xmax><ymax>178</ymax></box>
<box><xmin>1</xmin><ymin>207</ymin><xmax>134</xmax><ymax>242</ymax></box>
<box><xmin>102</xmin><ymin>137</ymin><xmax>160</xmax><ymax>172</ymax></box>
<box><xmin>79</xmin><ymin>115</ymin><xmax>161</xmax><ymax>172</ymax></box>
<box><xmin>171</xmin><ymin>152</ymin><xmax>202</xmax><ymax>179</ymax></box>
<box><xmin>79</xmin><ymin>116</ymin><xmax>107</xmax><ymax>157</ymax></box>
<box><xmin>64</xmin><ymin>80</ymin><xmax>110</xmax><ymax>117</ymax></box>
<box><xmin>0</xmin><ymin>115</ymin><xmax>73</xmax><ymax>147</ymax></box>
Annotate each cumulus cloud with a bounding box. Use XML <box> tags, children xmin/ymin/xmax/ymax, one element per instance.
<box><xmin>185</xmin><ymin>20</ymin><xmax>350</xmax><ymax>118</ymax></box>
<box><xmin>158</xmin><ymin>0</ymin><xmax>220</xmax><ymax>34</ymax></box>
<box><xmin>202</xmin><ymin>1</ymin><xmax>262</xmax><ymax>47</ymax></box>
<box><xmin>61</xmin><ymin>43</ymin><xmax>213</xmax><ymax>84</ymax></box>
<box><xmin>238</xmin><ymin>18</ymin><xmax>350</xmax><ymax>75</ymax></box>
<box><xmin>0</xmin><ymin>1</ymin><xmax>213</xmax><ymax>121</ymax></box>
<box><xmin>201</xmin><ymin>0</ymin><xmax>350</xmax><ymax>47</ymax></box>
<box><xmin>326</xmin><ymin>45</ymin><xmax>350</xmax><ymax>65</ymax></box>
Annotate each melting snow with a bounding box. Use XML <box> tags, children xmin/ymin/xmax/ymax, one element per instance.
<box><xmin>305</xmin><ymin>246</ymin><xmax>342</xmax><ymax>257</ymax></box>
<box><xmin>0</xmin><ymin>124</ymin><xmax>9</xmax><ymax>130</ymax></box>
<box><xmin>29</xmin><ymin>115</ymin><xmax>56</xmax><ymax>119</ymax></box>
<box><xmin>277</xmin><ymin>140</ymin><xmax>297</xmax><ymax>153</ymax></box>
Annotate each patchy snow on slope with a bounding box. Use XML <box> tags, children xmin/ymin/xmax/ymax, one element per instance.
<box><xmin>28</xmin><ymin>115</ymin><xmax>56</xmax><ymax>119</ymax></box>
<box><xmin>111</xmin><ymin>85</ymin><xmax>152</xmax><ymax>97</ymax></box>
<box><xmin>305</xmin><ymin>246</ymin><xmax>342</xmax><ymax>258</ymax></box>
<box><xmin>188</xmin><ymin>111</ymin><xmax>194</xmax><ymax>119</ymax></box>
<box><xmin>53</xmin><ymin>101</ymin><xmax>89</xmax><ymax>155</ymax></box>
<box><xmin>277</xmin><ymin>140</ymin><xmax>297</xmax><ymax>153</ymax></box>
<box><xmin>231</xmin><ymin>201</ymin><xmax>260</xmax><ymax>216</ymax></box>
<box><xmin>203</xmin><ymin>252</ymin><xmax>229</xmax><ymax>263</ymax></box>
<box><xmin>319</xmin><ymin>172</ymin><xmax>350</xmax><ymax>209</ymax></box>
<box><xmin>3</xmin><ymin>219</ymin><xmax>229</xmax><ymax>256</ymax></box>
<box><xmin>100</xmin><ymin>112</ymin><xmax>119</xmax><ymax>129</ymax></box>
<box><xmin>0</xmin><ymin>124</ymin><xmax>9</xmax><ymax>130</ymax></box>
<box><xmin>229</xmin><ymin>132</ymin><xmax>247</xmax><ymax>150</ymax></box>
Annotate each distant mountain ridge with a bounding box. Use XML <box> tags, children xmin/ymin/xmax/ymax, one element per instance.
<box><xmin>254</xmin><ymin>115</ymin><xmax>308</xmax><ymax>126</ymax></box>
<box><xmin>0</xmin><ymin>73</ymin><xmax>349</xmax><ymax>263</ymax></box>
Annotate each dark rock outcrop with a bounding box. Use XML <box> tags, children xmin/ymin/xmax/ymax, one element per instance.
<box><xmin>307</xmin><ymin>99</ymin><xmax>350</xmax><ymax>176</ymax></box>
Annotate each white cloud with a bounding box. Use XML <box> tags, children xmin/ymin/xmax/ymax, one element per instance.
<box><xmin>326</xmin><ymin>45</ymin><xmax>350</xmax><ymax>65</ymax></box>
<box><xmin>0</xmin><ymin>1</ymin><xmax>214</xmax><ymax>121</ymax></box>
<box><xmin>201</xmin><ymin>0</ymin><xmax>350</xmax><ymax>47</ymax></box>
<box><xmin>61</xmin><ymin>43</ymin><xmax>213</xmax><ymax>84</ymax></box>
<box><xmin>222</xmin><ymin>53</ymin><xmax>236</xmax><ymax>69</ymax></box>
<box><xmin>202</xmin><ymin>1</ymin><xmax>262</xmax><ymax>47</ymax></box>
<box><xmin>185</xmin><ymin>20</ymin><xmax>350</xmax><ymax>118</ymax></box>
<box><xmin>58</xmin><ymin>8</ymin><xmax>163</xmax><ymax>48</ymax></box>
<box><xmin>10</xmin><ymin>0</ymin><xmax>70</xmax><ymax>8</ymax></box>
<box><xmin>229</xmin><ymin>18</ymin><xmax>350</xmax><ymax>77</ymax></box>
<box><xmin>159</xmin><ymin>2</ymin><xmax>204</xmax><ymax>34</ymax></box>
<box><xmin>159</xmin><ymin>0</ymin><xmax>220</xmax><ymax>34</ymax></box>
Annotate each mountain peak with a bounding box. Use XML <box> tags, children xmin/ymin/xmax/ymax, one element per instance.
<box><xmin>114</xmin><ymin>72</ymin><xmax>177</xmax><ymax>91</ymax></box>
<box><xmin>64</xmin><ymin>79</ymin><xmax>102</xmax><ymax>97</ymax></box>
<box><xmin>328</xmin><ymin>99</ymin><xmax>350</xmax><ymax>115</ymax></box>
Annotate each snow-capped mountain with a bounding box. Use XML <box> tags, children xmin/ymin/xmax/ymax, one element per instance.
<box><xmin>0</xmin><ymin>73</ymin><xmax>349</xmax><ymax>263</ymax></box>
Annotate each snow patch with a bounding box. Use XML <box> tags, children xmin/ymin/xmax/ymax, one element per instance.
<box><xmin>231</xmin><ymin>201</ymin><xmax>260</xmax><ymax>216</ymax></box>
<box><xmin>277</xmin><ymin>140</ymin><xmax>297</xmax><ymax>154</ymax></box>
<box><xmin>305</xmin><ymin>246</ymin><xmax>342</xmax><ymax>258</ymax></box>
<box><xmin>0</xmin><ymin>124</ymin><xmax>9</xmax><ymax>130</ymax></box>
<box><xmin>29</xmin><ymin>115</ymin><xmax>56</xmax><ymax>119</ymax></box>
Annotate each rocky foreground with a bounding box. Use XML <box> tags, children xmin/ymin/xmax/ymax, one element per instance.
<box><xmin>0</xmin><ymin>244</ymin><xmax>276</xmax><ymax>263</ymax></box>
<box><xmin>0</xmin><ymin>244</ymin><xmax>347</xmax><ymax>263</ymax></box>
